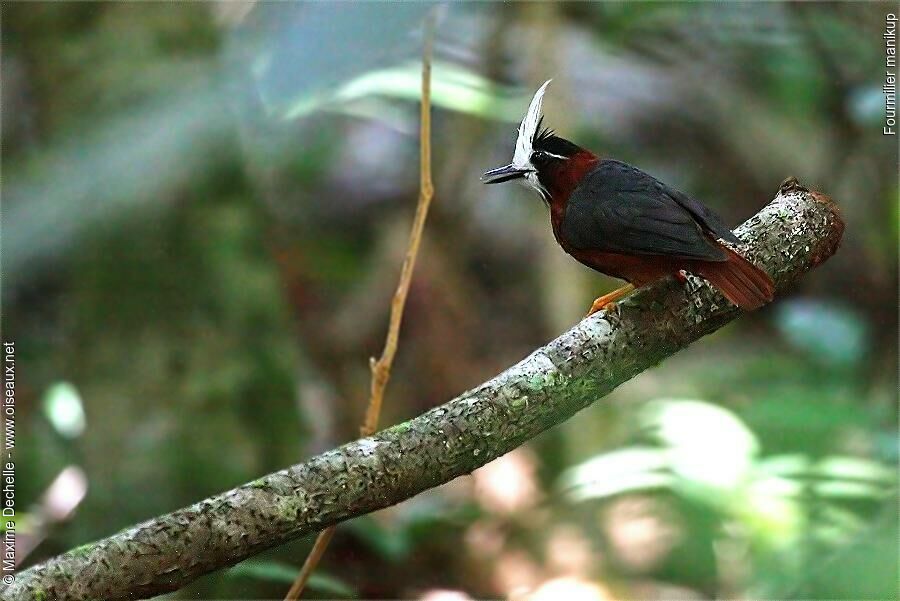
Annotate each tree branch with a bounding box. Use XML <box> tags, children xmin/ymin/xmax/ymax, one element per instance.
<box><xmin>6</xmin><ymin>181</ymin><xmax>843</xmax><ymax>601</ymax></box>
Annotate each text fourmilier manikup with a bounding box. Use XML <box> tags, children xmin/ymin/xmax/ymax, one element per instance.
<box><xmin>885</xmin><ymin>13</ymin><xmax>897</xmax><ymax>135</ymax></box>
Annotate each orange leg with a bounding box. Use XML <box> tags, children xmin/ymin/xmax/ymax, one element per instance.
<box><xmin>587</xmin><ymin>284</ymin><xmax>635</xmax><ymax>316</ymax></box>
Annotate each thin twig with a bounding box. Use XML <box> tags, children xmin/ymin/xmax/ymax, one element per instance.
<box><xmin>362</xmin><ymin>23</ymin><xmax>434</xmax><ymax>440</ymax></box>
<box><xmin>283</xmin><ymin>14</ymin><xmax>435</xmax><ymax>601</ymax></box>
<box><xmin>282</xmin><ymin>527</ymin><xmax>335</xmax><ymax>600</ymax></box>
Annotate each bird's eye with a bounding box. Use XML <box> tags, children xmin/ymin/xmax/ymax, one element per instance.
<box><xmin>532</xmin><ymin>151</ymin><xmax>547</xmax><ymax>163</ymax></box>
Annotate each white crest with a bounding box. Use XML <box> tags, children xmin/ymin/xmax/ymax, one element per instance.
<box><xmin>513</xmin><ymin>79</ymin><xmax>552</xmax><ymax>170</ymax></box>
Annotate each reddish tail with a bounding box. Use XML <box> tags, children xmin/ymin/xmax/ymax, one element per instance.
<box><xmin>697</xmin><ymin>246</ymin><xmax>775</xmax><ymax>310</ymax></box>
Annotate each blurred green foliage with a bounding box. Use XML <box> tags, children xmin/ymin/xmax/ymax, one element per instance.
<box><xmin>561</xmin><ymin>399</ymin><xmax>895</xmax><ymax>598</ymax></box>
<box><xmin>228</xmin><ymin>560</ymin><xmax>357</xmax><ymax>598</ymax></box>
<box><xmin>4</xmin><ymin>2</ymin><xmax>896</xmax><ymax>599</ymax></box>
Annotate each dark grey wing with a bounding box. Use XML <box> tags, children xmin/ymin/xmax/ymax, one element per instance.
<box><xmin>561</xmin><ymin>160</ymin><xmax>734</xmax><ymax>261</ymax></box>
<box><xmin>665</xmin><ymin>184</ymin><xmax>741</xmax><ymax>245</ymax></box>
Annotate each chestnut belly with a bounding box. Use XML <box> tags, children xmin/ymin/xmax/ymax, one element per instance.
<box><xmin>566</xmin><ymin>247</ymin><xmax>691</xmax><ymax>286</ymax></box>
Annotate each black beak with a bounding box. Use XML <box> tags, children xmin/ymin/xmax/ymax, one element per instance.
<box><xmin>481</xmin><ymin>164</ymin><xmax>527</xmax><ymax>184</ymax></box>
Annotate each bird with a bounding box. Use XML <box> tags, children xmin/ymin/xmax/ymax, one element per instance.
<box><xmin>482</xmin><ymin>80</ymin><xmax>774</xmax><ymax>316</ymax></box>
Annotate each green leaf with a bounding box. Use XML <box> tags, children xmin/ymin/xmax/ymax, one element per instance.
<box><xmin>228</xmin><ymin>559</ymin><xmax>297</xmax><ymax>584</ymax></box>
<box><xmin>305</xmin><ymin>573</ymin><xmax>357</xmax><ymax>598</ymax></box>
<box><xmin>227</xmin><ymin>559</ymin><xmax>357</xmax><ymax>597</ymax></box>
<box><xmin>739</xmin><ymin>472</ymin><xmax>803</xmax><ymax>547</ymax></box>
<box><xmin>346</xmin><ymin>515</ymin><xmax>411</xmax><ymax>562</ymax></box>
<box><xmin>560</xmin><ymin>447</ymin><xmax>672</xmax><ymax>501</ymax></box>
<box><xmin>813</xmin><ymin>480</ymin><xmax>893</xmax><ymax>500</ymax></box>
<box><xmin>756</xmin><ymin>454</ymin><xmax>809</xmax><ymax>478</ymax></box>
<box><xmin>561</xmin><ymin>400</ymin><xmax>762</xmax><ymax>504</ymax></box>
<box><xmin>642</xmin><ymin>399</ymin><xmax>759</xmax><ymax>494</ymax></box>
<box><xmin>278</xmin><ymin>62</ymin><xmax>524</xmax><ymax>122</ymax></box>
<box><xmin>814</xmin><ymin>456</ymin><xmax>895</xmax><ymax>484</ymax></box>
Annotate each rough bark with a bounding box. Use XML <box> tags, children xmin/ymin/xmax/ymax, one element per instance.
<box><xmin>5</xmin><ymin>182</ymin><xmax>843</xmax><ymax>601</ymax></box>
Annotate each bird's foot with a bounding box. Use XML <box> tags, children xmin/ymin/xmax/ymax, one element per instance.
<box><xmin>588</xmin><ymin>300</ymin><xmax>619</xmax><ymax>316</ymax></box>
<box><xmin>586</xmin><ymin>284</ymin><xmax>636</xmax><ymax>316</ymax></box>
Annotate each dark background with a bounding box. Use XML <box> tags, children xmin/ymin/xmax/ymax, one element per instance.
<box><xmin>4</xmin><ymin>3</ymin><xmax>897</xmax><ymax>599</ymax></box>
